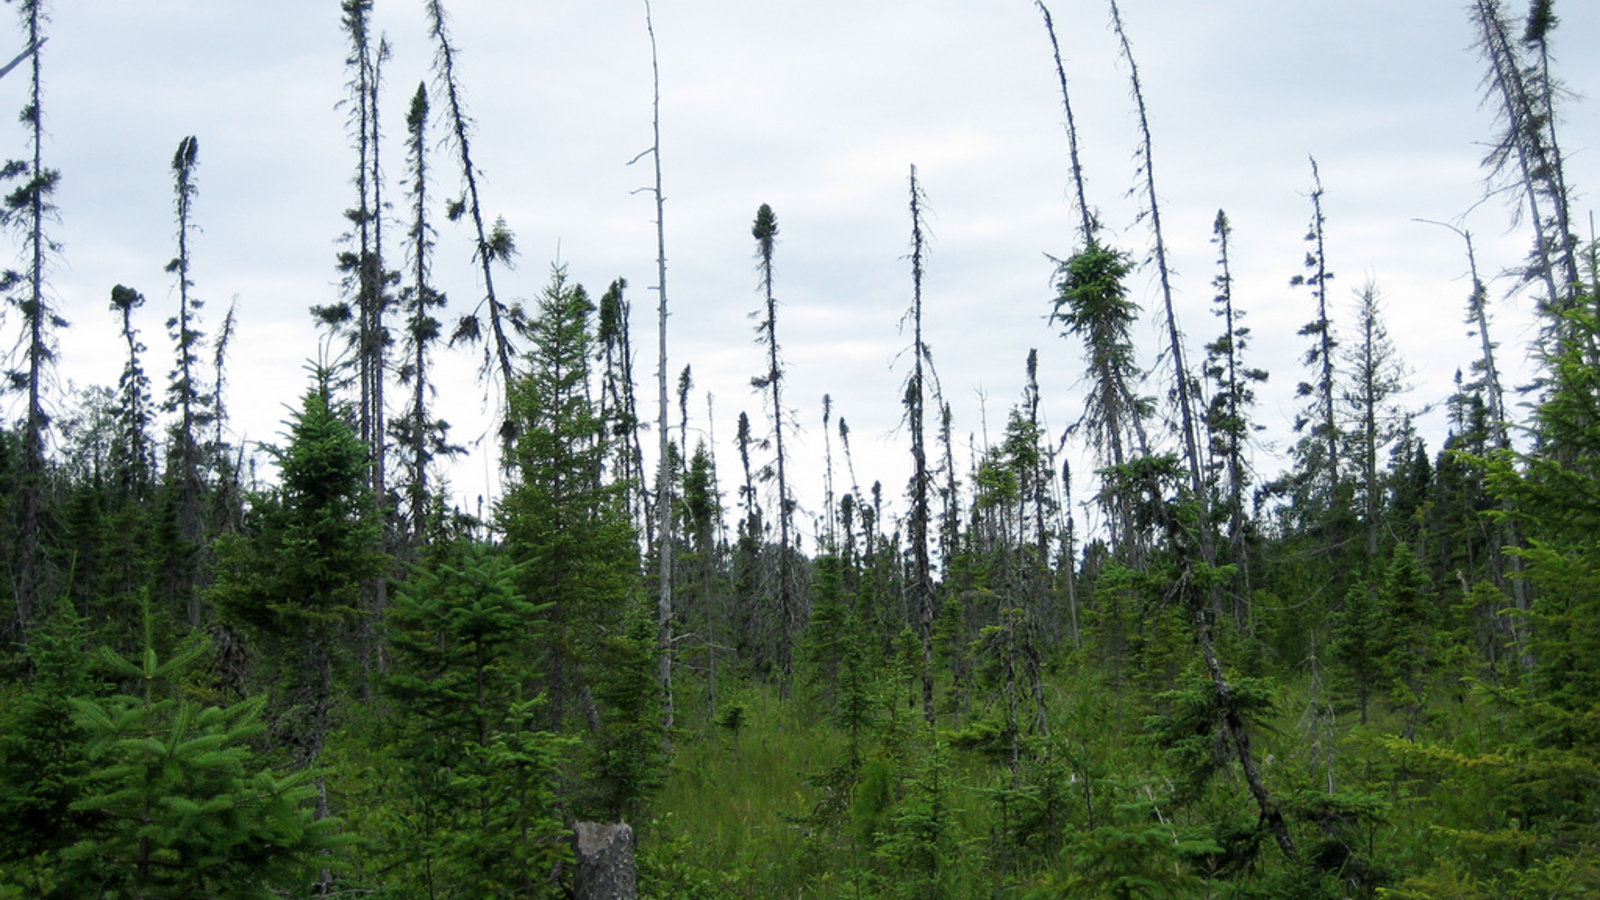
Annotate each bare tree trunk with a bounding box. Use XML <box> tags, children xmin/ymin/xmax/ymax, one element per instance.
<box><xmin>1035</xmin><ymin>1</ymin><xmax>1095</xmax><ymax>242</ymax></box>
<box><xmin>1191</xmin><ymin>595</ymin><xmax>1295</xmax><ymax>858</ymax></box>
<box><xmin>367</xmin><ymin>36</ymin><xmax>391</xmax><ymax>678</ymax></box>
<box><xmin>1109</xmin><ymin>0</ymin><xmax>1206</xmax><ymax>506</ymax></box>
<box><xmin>428</xmin><ymin>0</ymin><xmax>519</xmax><ymax>415</ymax></box>
<box><xmin>642</xmin><ymin>0</ymin><xmax>675</xmax><ymax>742</ymax></box>
<box><xmin>823</xmin><ymin>394</ymin><xmax>837</xmax><ymax>549</ymax></box>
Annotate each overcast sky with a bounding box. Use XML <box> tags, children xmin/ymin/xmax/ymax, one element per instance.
<box><xmin>9</xmin><ymin>1</ymin><xmax>1599</xmax><ymax>546</ymax></box>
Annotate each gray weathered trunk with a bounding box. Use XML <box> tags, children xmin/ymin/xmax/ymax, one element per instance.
<box><xmin>574</xmin><ymin>822</ymin><xmax>637</xmax><ymax>900</ymax></box>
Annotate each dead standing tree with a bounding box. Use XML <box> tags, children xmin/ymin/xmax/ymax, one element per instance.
<box><xmin>428</xmin><ymin>0</ymin><xmax>523</xmax><ymax>440</ymax></box>
<box><xmin>1108</xmin><ymin>0</ymin><xmax>1207</xmax><ymax>517</ymax></box>
<box><xmin>626</xmin><ymin>0</ymin><xmax>677</xmax><ymax>740</ymax></box>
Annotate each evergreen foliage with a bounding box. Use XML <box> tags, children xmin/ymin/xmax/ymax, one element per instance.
<box><xmin>378</xmin><ymin>542</ymin><xmax>572</xmax><ymax>898</ymax></box>
<box><xmin>210</xmin><ymin>375</ymin><xmax>387</xmax><ymax>793</ymax></box>
<box><xmin>61</xmin><ymin>636</ymin><xmax>345</xmax><ymax>899</ymax></box>
<box><xmin>4</xmin><ymin>610</ymin><xmax>344</xmax><ymax>898</ymax></box>
<box><xmin>498</xmin><ymin>265</ymin><xmax>640</xmax><ymax>730</ymax></box>
<box><xmin>1051</xmin><ymin>241</ymin><xmax>1149</xmax><ymax>561</ymax></box>
<box><xmin>0</xmin><ymin>604</ymin><xmax>97</xmax><ymax>892</ymax></box>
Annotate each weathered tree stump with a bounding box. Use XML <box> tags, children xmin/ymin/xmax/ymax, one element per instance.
<box><xmin>573</xmin><ymin>821</ymin><xmax>636</xmax><ymax>900</ymax></box>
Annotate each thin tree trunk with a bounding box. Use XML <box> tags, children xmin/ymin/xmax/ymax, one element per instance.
<box><xmin>1212</xmin><ymin>211</ymin><xmax>1252</xmax><ymax>627</ymax></box>
<box><xmin>427</xmin><ymin>0</ymin><xmax>518</xmax><ymax>405</ymax></box>
<box><xmin>1035</xmin><ymin>1</ymin><xmax>1095</xmax><ymax>243</ymax></box>
<box><xmin>1471</xmin><ymin>0</ymin><xmax>1573</xmax><ymax>349</ymax></box>
<box><xmin>367</xmin><ymin>35</ymin><xmax>391</xmax><ymax>677</ymax></box>
<box><xmin>1109</xmin><ymin>0</ymin><xmax>1205</xmax><ymax>505</ymax></box>
<box><xmin>1191</xmin><ymin>593</ymin><xmax>1295</xmax><ymax>856</ymax></box>
<box><xmin>643</xmin><ymin>0</ymin><xmax>675</xmax><ymax>743</ymax></box>
<box><xmin>369</xmin><ymin>36</ymin><xmax>389</xmax><ymax>517</ymax></box>
<box><xmin>907</xmin><ymin>166</ymin><xmax>935</xmax><ymax>725</ymax></box>
<box><xmin>170</xmin><ymin>135</ymin><xmax>209</xmax><ymax>627</ymax></box>
<box><xmin>752</xmin><ymin>203</ymin><xmax>795</xmax><ymax>696</ymax></box>
<box><xmin>1422</xmin><ymin>217</ymin><xmax>1533</xmax><ymax>661</ymax></box>
<box><xmin>14</xmin><ymin>1</ymin><xmax>51</xmax><ymax>646</ymax></box>
<box><xmin>404</xmin><ymin>82</ymin><xmax>434</xmax><ymax>542</ymax></box>
<box><xmin>823</xmin><ymin>395</ymin><xmax>836</xmax><ymax>549</ymax></box>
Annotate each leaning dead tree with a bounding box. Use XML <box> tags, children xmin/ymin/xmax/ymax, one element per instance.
<box><xmin>1035</xmin><ymin>1</ymin><xmax>1095</xmax><ymax>242</ymax></box>
<box><xmin>428</xmin><ymin>0</ymin><xmax>523</xmax><ymax>438</ymax></box>
<box><xmin>1470</xmin><ymin>0</ymin><xmax>1581</xmax><ymax>348</ymax></box>
<box><xmin>1108</xmin><ymin>0</ymin><xmax>1206</xmax><ymax>509</ymax></box>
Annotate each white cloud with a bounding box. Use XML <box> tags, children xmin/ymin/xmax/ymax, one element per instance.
<box><xmin>1</xmin><ymin>0</ymin><xmax>1593</xmax><ymax>543</ymax></box>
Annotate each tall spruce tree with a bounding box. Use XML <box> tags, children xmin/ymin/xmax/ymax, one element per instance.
<box><xmin>1272</xmin><ymin>158</ymin><xmax>1348</xmax><ymax>546</ymax></box>
<box><xmin>164</xmin><ymin>135</ymin><xmax>211</xmax><ymax>627</ymax></box>
<box><xmin>210</xmin><ymin>374</ymin><xmax>387</xmax><ymax>824</ymax></box>
<box><xmin>498</xmin><ymin>265</ymin><xmax>639</xmax><ymax>729</ymax></box>
<box><xmin>3</xmin><ymin>0</ymin><xmax>60</xmax><ymax>644</ymax></box>
<box><xmin>822</xmin><ymin>394</ymin><xmax>837</xmax><ymax>549</ymax></box>
<box><xmin>1050</xmin><ymin>244</ymin><xmax>1149</xmax><ymax>560</ymax></box>
<box><xmin>395</xmin><ymin>81</ymin><xmax>458</xmax><ymax>543</ymax></box>
<box><xmin>366</xmin><ymin>34</ymin><xmax>392</xmax><ymax>518</ymax></box>
<box><xmin>108</xmin><ymin>285</ymin><xmax>154</xmax><ymax>505</ymax></box>
<box><xmin>597</xmin><ymin>278</ymin><xmax>649</xmax><ymax>535</ymax></box>
<box><xmin>1342</xmin><ymin>283</ymin><xmax>1410</xmax><ymax>563</ymax></box>
<box><xmin>316</xmin><ymin>0</ymin><xmax>391</xmax><ymax>481</ymax></box>
<box><xmin>750</xmin><ymin>202</ymin><xmax>798</xmax><ymax>695</ymax></box>
<box><xmin>101</xmin><ymin>285</ymin><xmax>159</xmax><ymax>638</ymax></box>
<box><xmin>1203</xmin><ymin>211</ymin><xmax>1265</xmax><ymax>622</ymax></box>
<box><xmin>904</xmin><ymin>166</ymin><xmax>935</xmax><ymax>724</ymax></box>
<box><xmin>1421</xmin><ymin>218</ymin><xmax>1532</xmax><ymax>635</ymax></box>
<box><xmin>208</xmin><ymin>301</ymin><xmax>242</xmax><ymax>538</ymax></box>
<box><xmin>1037</xmin><ymin>0</ymin><xmax>1149</xmax><ymax>562</ymax></box>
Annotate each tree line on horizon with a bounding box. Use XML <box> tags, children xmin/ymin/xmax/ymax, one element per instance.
<box><xmin>3</xmin><ymin>1</ymin><xmax>1599</xmax><ymax>897</ymax></box>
